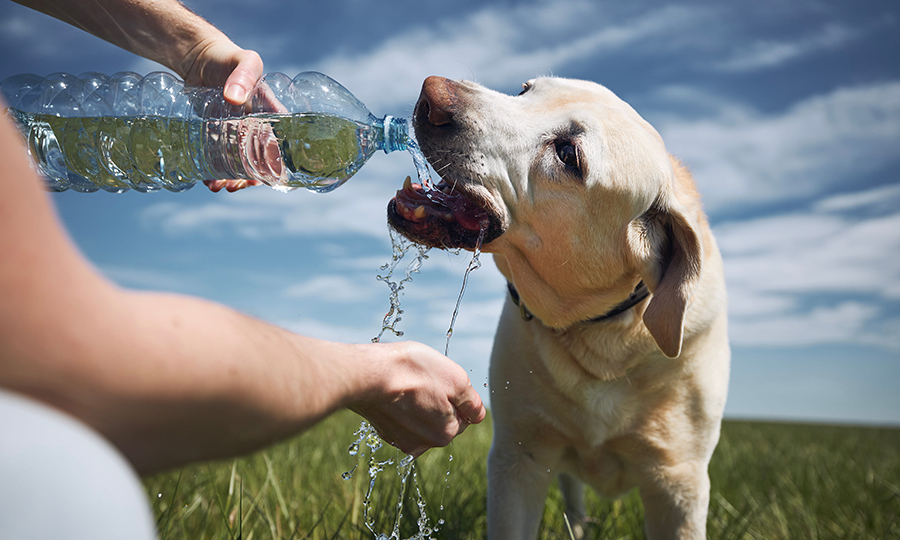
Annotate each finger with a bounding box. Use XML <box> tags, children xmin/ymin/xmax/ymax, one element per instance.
<box><xmin>455</xmin><ymin>417</ymin><xmax>470</xmax><ymax>437</ymax></box>
<box><xmin>204</xmin><ymin>180</ymin><xmax>226</xmax><ymax>193</ymax></box>
<box><xmin>226</xmin><ymin>180</ymin><xmax>264</xmax><ymax>192</ymax></box>
<box><xmin>225</xmin><ymin>180</ymin><xmax>248</xmax><ymax>192</ymax></box>
<box><xmin>453</xmin><ymin>385</ymin><xmax>486</xmax><ymax>425</ymax></box>
<box><xmin>224</xmin><ymin>51</ymin><xmax>264</xmax><ymax>106</ymax></box>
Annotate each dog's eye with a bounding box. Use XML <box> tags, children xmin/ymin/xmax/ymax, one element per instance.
<box><xmin>555</xmin><ymin>140</ymin><xmax>579</xmax><ymax>170</ymax></box>
<box><xmin>518</xmin><ymin>82</ymin><xmax>532</xmax><ymax>96</ymax></box>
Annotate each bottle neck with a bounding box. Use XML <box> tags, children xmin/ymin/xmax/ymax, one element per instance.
<box><xmin>381</xmin><ymin>116</ymin><xmax>409</xmax><ymax>154</ymax></box>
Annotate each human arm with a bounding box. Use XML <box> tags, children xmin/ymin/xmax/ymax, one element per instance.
<box><xmin>12</xmin><ymin>0</ymin><xmax>264</xmax><ymax>192</ymax></box>
<box><xmin>0</xmin><ymin>111</ymin><xmax>485</xmax><ymax>474</ymax></box>
<box><xmin>12</xmin><ymin>0</ymin><xmax>262</xmax><ymax>102</ymax></box>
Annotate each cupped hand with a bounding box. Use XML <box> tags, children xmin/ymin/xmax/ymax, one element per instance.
<box><xmin>349</xmin><ymin>341</ymin><xmax>486</xmax><ymax>458</ymax></box>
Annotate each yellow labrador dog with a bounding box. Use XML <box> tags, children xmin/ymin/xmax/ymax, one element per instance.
<box><xmin>388</xmin><ymin>75</ymin><xmax>730</xmax><ymax>539</ymax></box>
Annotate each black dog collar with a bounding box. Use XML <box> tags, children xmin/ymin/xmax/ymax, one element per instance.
<box><xmin>507</xmin><ymin>281</ymin><xmax>649</xmax><ymax>324</ymax></box>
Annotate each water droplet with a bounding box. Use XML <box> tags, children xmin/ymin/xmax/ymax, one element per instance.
<box><xmin>157</xmin><ymin>493</ymin><xmax>162</xmax><ymax>498</ymax></box>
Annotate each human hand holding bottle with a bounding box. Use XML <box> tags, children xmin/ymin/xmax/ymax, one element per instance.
<box><xmin>13</xmin><ymin>0</ymin><xmax>278</xmax><ymax>193</ymax></box>
<box><xmin>181</xmin><ymin>39</ymin><xmax>272</xmax><ymax>193</ymax></box>
<box><xmin>186</xmin><ymin>42</ymin><xmax>295</xmax><ymax>193</ymax></box>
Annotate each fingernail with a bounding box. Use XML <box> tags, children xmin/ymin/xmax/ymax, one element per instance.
<box><xmin>224</xmin><ymin>84</ymin><xmax>247</xmax><ymax>104</ymax></box>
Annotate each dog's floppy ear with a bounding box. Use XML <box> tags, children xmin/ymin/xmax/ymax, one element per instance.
<box><xmin>639</xmin><ymin>195</ymin><xmax>703</xmax><ymax>358</ymax></box>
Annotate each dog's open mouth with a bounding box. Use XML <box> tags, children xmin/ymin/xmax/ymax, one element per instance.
<box><xmin>388</xmin><ymin>176</ymin><xmax>500</xmax><ymax>250</ymax></box>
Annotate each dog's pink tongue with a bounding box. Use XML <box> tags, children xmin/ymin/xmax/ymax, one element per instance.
<box><xmin>452</xmin><ymin>197</ymin><xmax>489</xmax><ymax>231</ymax></box>
<box><xmin>394</xmin><ymin>176</ymin><xmax>489</xmax><ymax>231</ymax></box>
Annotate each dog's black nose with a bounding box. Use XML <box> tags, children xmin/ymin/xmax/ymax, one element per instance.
<box><xmin>417</xmin><ymin>76</ymin><xmax>458</xmax><ymax>127</ymax></box>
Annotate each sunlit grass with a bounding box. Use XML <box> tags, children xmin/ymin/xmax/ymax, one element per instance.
<box><xmin>144</xmin><ymin>411</ymin><xmax>900</xmax><ymax>539</ymax></box>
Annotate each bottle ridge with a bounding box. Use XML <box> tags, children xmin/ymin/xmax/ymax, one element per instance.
<box><xmin>0</xmin><ymin>71</ymin><xmax>409</xmax><ymax>193</ymax></box>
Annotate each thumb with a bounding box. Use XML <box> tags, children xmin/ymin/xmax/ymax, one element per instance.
<box><xmin>224</xmin><ymin>51</ymin><xmax>264</xmax><ymax>105</ymax></box>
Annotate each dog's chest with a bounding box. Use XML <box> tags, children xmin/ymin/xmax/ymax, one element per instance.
<box><xmin>531</xmin><ymin>358</ymin><xmax>638</xmax><ymax>447</ymax></box>
<box><xmin>544</xmin><ymin>372</ymin><xmax>638</xmax><ymax>447</ymax></box>
<box><xmin>530</xmin><ymin>323</ymin><xmax>660</xmax><ymax>446</ymax></box>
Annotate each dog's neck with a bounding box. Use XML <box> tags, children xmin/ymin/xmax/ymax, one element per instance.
<box><xmin>506</xmin><ymin>281</ymin><xmax>649</xmax><ymax>325</ymax></box>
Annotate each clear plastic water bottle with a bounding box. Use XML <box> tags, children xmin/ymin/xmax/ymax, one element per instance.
<box><xmin>0</xmin><ymin>71</ymin><xmax>409</xmax><ymax>193</ymax></box>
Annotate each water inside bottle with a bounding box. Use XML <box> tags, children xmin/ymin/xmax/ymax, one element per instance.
<box><xmin>271</xmin><ymin>113</ymin><xmax>377</xmax><ymax>189</ymax></box>
<box><xmin>9</xmin><ymin>109</ymin><xmax>379</xmax><ymax>192</ymax></box>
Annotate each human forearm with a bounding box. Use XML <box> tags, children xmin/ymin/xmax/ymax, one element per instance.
<box><xmin>97</xmin><ymin>294</ymin><xmax>487</xmax><ymax>470</ymax></box>
<box><xmin>2</xmin><ymin>281</ymin><xmax>355</xmax><ymax>473</ymax></box>
<box><xmin>12</xmin><ymin>0</ymin><xmax>225</xmax><ymax>79</ymax></box>
<box><xmin>5</xmin><ymin>285</ymin><xmax>484</xmax><ymax>474</ymax></box>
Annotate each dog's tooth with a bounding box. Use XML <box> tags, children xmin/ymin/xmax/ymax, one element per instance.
<box><xmin>414</xmin><ymin>206</ymin><xmax>427</xmax><ymax>220</ymax></box>
<box><xmin>442</xmin><ymin>212</ymin><xmax>455</xmax><ymax>222</ymax></box>
<box><xmin>403</xmin><ymin>175</ymin><xmax>412</xmax><ymax>191</ymax></box>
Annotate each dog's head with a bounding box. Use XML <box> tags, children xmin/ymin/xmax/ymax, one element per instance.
<box><xmin>388</xmin><ymin>76</ymin><xmax>704</xmax><ymax>358</ymax></box>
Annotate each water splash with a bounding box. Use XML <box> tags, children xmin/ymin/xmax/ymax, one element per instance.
<box><xmin>343</xmin><ymin>226</ymin><xmax>435</xmax><ymax>540</ymax></box>
<box><xmin>344</xmin><ymin>137</ymin><xmax>488</xmax><ymax>540</ymax></box>
<box><xmin>373</xmin><ymin>227</ymin><xmax>431</xmax><ymax>343</ymax></box>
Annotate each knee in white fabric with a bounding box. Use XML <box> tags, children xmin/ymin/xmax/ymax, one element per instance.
<box><xmin>0</xmin><ymin>389</ymin><xmax>157</xmax><ymax>540</ymax></box>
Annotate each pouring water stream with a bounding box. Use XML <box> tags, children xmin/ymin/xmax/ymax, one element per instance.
<box><xmin>343</xmin><ymin>141</ymin><xmax>486</xmax><ymax>539</ymax></box>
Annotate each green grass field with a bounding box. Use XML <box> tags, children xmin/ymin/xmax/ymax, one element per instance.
<box><xmin>144</xmin><ymin>410</ymin><xmax>900</xmax><ymax>540</ymax></box>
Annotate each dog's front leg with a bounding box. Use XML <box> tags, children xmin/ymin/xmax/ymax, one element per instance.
<box><xmin>558</xmin><ymin>473</ymin><xmax>587</xmax><ymax>539</ymax></box>
<box><xmin>639</xmin><ymin>462</ymin><xmax>711</xmax><ymax>540</ymax></box>
<box><xmin>487</xmin><ymin>440</ymin><xmax>554</xmax><ymax>540</ymax></box>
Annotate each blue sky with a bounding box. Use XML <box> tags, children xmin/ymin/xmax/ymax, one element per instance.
<box><xmin>1</xmin><ymin>0</ymin><xmax>898</xmax><ymax>425</ymax></box>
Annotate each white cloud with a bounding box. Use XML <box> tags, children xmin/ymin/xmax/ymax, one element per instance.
<box><xmin>728</xmin><ymin>302</ymin><xmax>880</xmax><ymax>348</ymax></box>
<box><xmin>275</xmin><ymin>316</ymin><xmax>375</xmax><ymax>344</ymax></box>
<box><xmin>813</xmin><ymin>183</ymin><xmax>900</xmax><ymax>214</ymax></box>
<box><xmin>657</xmin><ymin>80</ymin><xmax>900</xmax><ymax>212</ymax></box>
<box><xmin>284</xmin><ymin>274</ymin><xmax>379</xmax><ymax>303</ymax></box>
<box><xmin>309</xmin><ymin>3</ymin><xmax>704</xmax><ymax>112</ymax></box>
<box><xmin>717</xmin><ymin>184</ymin><xmax>900</xmax><ymax>350</ymax></box>
<box><xmin>718</xmin><ymin>208</ymin><xmax>900</xmax><ymax>299</ymax></box>
<box><xmin>713</xmin><ymin>24</ymin><xmax>859</xmax><ymax>72</ymax></box>
<box><xmin>99</xmin><ymin>264</ymin><xmax>194</xmax><ymax>292</ymax></box>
